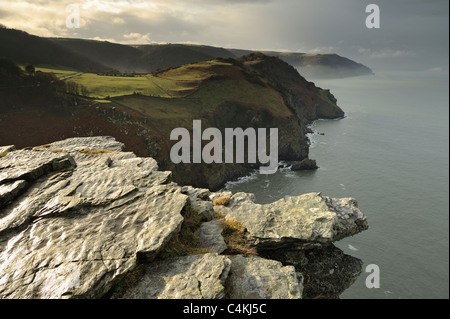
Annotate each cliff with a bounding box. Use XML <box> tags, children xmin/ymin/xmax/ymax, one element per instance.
<box><xmin>0</xmin><ymin>53</ymin><xmax>344</xmax><ymax>191</ymax></box>
<box><xmin>0</xmin><ymin>137</ymin><xmax>368</xmax><ymax>299</ymax></box>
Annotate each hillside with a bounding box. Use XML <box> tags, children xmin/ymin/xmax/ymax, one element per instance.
<box><xmin>0</xmin><ymin>27</ymin><xmax>109</xmax><ymax>72</ymax></box>
<box><xmin>0</xmin><ymin>27</ymin><xmax>372</xmax><ymax>78</ymax></box>
<box><xmin>272</xmin><ymin>52</ymin><xmax>374</xmax><ymax>79</ymax></box>
<box><xmin>230</xmin><ymin>49</ymin><xmax>373</xmax><ymax>78</ymax></box>
<box><xmin>50</xmin><ymin>38</ymin><xmax>144</xmax><ymax>72</ymax></box>
<box><xmin>0</xmin><ymin>53</ymin><xmax>343</xmax><ymax>190</ymax></box>
<box><xmin>135</xmin><ymin>43</ymin><xmax>236</xmax><ymax>72</ymax></box>
<box><xmin>51</xmin><ymin>39</ymin><xmax>236</xmax><ymax>73</ymax></box>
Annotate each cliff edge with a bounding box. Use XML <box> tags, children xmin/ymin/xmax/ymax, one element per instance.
<box><xmin>0</xmin><ymin>137</ymin><xmax>368</xmax><ymax>299</ymax></box>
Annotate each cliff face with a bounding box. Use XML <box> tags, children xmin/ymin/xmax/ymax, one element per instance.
<box><xmin>0</xmin><ymin>137</ymin><xmax>368</xmax><ymax>299</ymax></box>
<box><xmin>239</xmin><ymin>53</ymin><xmax>345</xmax><ymax>121</ymax></box>
<box><xmin>163</xmin><ymin>54</ymin><xmax>344</xmax><ymax>189</ymax></box>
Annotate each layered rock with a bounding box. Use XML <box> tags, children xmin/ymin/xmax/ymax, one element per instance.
<box><xmin>120</xmin><ymin>253</ymin><xmax>231</xmax><ymax>299</ymax></box>
<box><xmin>0</xmin><ymin>137</ymin><xmax>185</xmax><ymax>298</ymax></box>
<box><xmin>226</xmin><ymin>255</ymin><xmax>303</xmax><ymax>299</ymax></box>
<box><xmin>0</xmin><ymin>137</ymin><xmax>368</xmax><ymax>299</ymax></box>
<box><xmin>215</xmin><ymin>192</ymin><xmax>368</xmax><ymax>250</ymax></box>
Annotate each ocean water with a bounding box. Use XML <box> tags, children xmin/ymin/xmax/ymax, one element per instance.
<box><xmin>224</xmin><ymin>70</ymin><xmax>449</xmax><ymax>299</ymax></box>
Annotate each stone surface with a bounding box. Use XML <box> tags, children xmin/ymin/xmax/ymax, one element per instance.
<box><xmin>0</xmin><ymin>180</ymin><xmax>27</xmax><ymax>208</ymax></box>
<box><xmin>198</xmin><ymin>219</ymin><xmax>227</xmax><ymax>254</ymax></box>
<box><xmin>260</xmin><ymin>244</ymin><xmax>363</xmax><ymax>299</ymax></box>
<box><xmin>226</xmin><ymin>255</ymin><xmax>303</xmax><ymax>299</ymax></box>
<box><xmin>181</xmin><ymin>186</ymin><xmax>214</xmax><ymax>221</ymax></box>
<box><xmin>220</xmin><ymin>192</ymin><xmax>368</xmax><ymax>250</ymax></box>
<box><xmin>43</xmin><ymin>136</ymin><xmax>124</xmax><ymax>152</ymax></box>
<box><xmin>0</xmin><ymin>145</ymin><xmax>15</xmax><ymax>157</ymax></box>
<box><xmin>121</xmin><ymin>253</ymin><xmax>231</xmax><ymax>299</ymax></box>
<box><xmin>0</xmin><ymin>137</ymin><xmax>186</xmax><ymax>299</ymax></box>
<box><xmin>0</xmin><ymin>148</ymin><xmax>75</xmax><ymax>185</ymax></box>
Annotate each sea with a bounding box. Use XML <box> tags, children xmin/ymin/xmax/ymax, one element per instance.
<box><xmin>223</xmin><ymin>69</ymin><xmax>449</xmax><ymax>299</ymax></box>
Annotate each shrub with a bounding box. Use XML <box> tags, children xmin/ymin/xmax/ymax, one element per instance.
<box><xmin>213</xmin><ymin>196</ymin><xmax>231</xmax><ymax>206</ymax></box>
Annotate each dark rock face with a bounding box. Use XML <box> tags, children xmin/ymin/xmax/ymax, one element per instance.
<box><xmin>0</xmin><ymin>137</ymin><xmax>368</xmax><ymax>299</ymax></box>
<box><xmin>291</xmin><ymin>158</ymin><xmax>319</xmax><ymax>171</ymax></box>
<box><xmin>239</xmin><ymin>53</ymin><xmax>345</xmax><ymax>122</ymax></box>
<box><xmin>260</xmin><ymin>245</ymin><xmax>363</xmax><ymax>299</ymax></box>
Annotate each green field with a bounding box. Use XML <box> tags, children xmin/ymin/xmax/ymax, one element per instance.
<box><xmin>68</xmin><ymin>73</ymin><xmax>168</xmax><ymax>98</ymax></box>
<box><xmin>59</xmin><ymin>60</ymin><xmax>236</xmax><ymax>99</ymax></box>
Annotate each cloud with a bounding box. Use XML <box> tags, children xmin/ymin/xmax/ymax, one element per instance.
<box><xmin>111</xmin><ymin>17</ymin><xmax>125</xmax><ymax>25</ymax></box>
<box><xmin>122</xmin><ymin>32</ymin><xmax>151</xmax><ymax>44</ymax></box>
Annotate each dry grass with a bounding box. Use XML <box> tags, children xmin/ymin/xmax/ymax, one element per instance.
<box><xmin>79</xmin><ymin>149</ymin><xmax>114</xmax><ymax>154</ymax></box>
<box><xmin>214</xmin><ymin>210</ymin><xmax>225</xmax><ymax>219</ymax></box>
<box><xmin>213</xmin><ymin>196</ymin><xmax>231</xmax><ymax>206</ymax></box>
<box><xmin>220</xmin><ymin>217</ymin><xmax>257</xmax><ymax>256</ymax></box>
<box><xmin>32</xmin><ymin>144</ymin><xmax>51</xmax><ymax>151</ymax></box>
<box><xmin>0</xmin><ymin>151</ymin><xmax>8</xmax><ymax>158</ymax></box>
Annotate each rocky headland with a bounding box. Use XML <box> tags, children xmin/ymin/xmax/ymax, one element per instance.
<box><xmin>0</xmin><ymin>137</ymin><xmax>368</xmax><ymax>299</ymax></box>
<box><xmin>1</xmin><ymin>52</ymin><xmax>344</xmax><ymax>192</ymax></box>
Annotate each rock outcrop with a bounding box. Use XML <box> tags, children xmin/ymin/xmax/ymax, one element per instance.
<box><xmin>290</xmin><ymin>158</ymin><xmax>319</xmax><ymax>171</ymax></box>
<box><xmin>0</xmin><ymin>137</ymin><xmax>368</xmax><ymax>299</ymax></box>
<box><xmin>226</xmin><ymin>255</ymin><xmax>303</xmax><ymax>299</ymax></box>
<box><xmin>215</xmin><ymin>192</ymin><xmax>368</xmax><ymax>250</ymax></box>
<box><xmin>260</xmin><ymin>245</ymin><xmax>363</xmax><ymax>299</ymax></box>
<box><xmin>120</xmin><ymin>253</ymin><xmax>231</xmax><ymax>299</ymax></box>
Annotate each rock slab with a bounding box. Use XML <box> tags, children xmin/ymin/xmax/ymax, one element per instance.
<box><xmin>0</xmin><ymin>137</ymin><xmax>186</xmax><ymax>299</ymax></box>
<box><xmin>219</xmin><ymin>192</ymin><xmax>368</xmax><ymax>250</ymax></box>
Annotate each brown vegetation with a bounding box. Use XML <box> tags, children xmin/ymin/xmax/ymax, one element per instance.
<box><xmin>220</xmin><ymin>217</ymin><xmax>257</xmax><ymax>256</ymax></box>
<box><xmin>213</xmin><ymin>196</ymin><xmax>231</xmax><ymax>206</ymax></box>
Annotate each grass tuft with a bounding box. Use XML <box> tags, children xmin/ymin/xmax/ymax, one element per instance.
<box><xmin>79</xmin><ymin>149</ymin><xmax>114</xmax><ymax>154</ymax></box>
<box><xmin>220</xmin><ymin>217</ymin><xmax>257</xmax><ymax>256</ymax></box>
<box><xmin>32</xmin><ymin>144</ymin><xmax>51</xmax><ymax>151</ymax></box>
<box><xmin>213</xmin><ymin>196</ymin><xmax>231</xmax><ymax>207</ymax></box>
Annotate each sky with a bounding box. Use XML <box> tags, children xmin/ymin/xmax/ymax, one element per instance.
<box><xmin>0</xmin><ymin>0</ymin><xmax>448</xmax><ymax>73</ymax></box>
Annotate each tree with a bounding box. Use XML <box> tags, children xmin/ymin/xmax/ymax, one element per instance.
<box><xmin>25</xmin><ymin>64</ymin><xmax>35</xmax><ymax>75</ymax></box>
